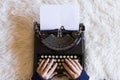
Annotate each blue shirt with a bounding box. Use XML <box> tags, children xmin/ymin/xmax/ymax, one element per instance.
<box><xmin>32</xmin><ymin>70</ymin><xmax>89</xmax><ymax>80</ymax></box>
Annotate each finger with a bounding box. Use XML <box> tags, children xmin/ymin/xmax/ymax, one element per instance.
<box><xmin>63</xmin><ymin>72</ymin><xmax>72</xmax><ymax>79</ymax></box>
<box><xmin>68</xmin><ymin>58</ymin><xmax>80</xmax><ymax>71</ymax></box>
<box><xmin>50</xmin><ymin>72</ymin><xmax>58</xmax><ymax>78</ymax></box>
<box><xmin>62</xmin><ymin>63</ymin><xmax>74</xmax><ymax>76</ymax></box>
<box><xmin>41</xmin><ymin>59</ymin><xmax>50</xmax><ymax>71</ymax></box>
<box><xmin>44</xmin><ymin>59</ymin><xmax>54</xmax><ymax>72</ymax></box>
<box><xmin>48</xmin><ymin>63</ymin><xmax>57</xmax><ymax>76</ymax></box>
<box><xmin>64</xmin><ymin>59</ymin><xmax>77</xmax><ymax>73</ymax></box>
<box><xmin>37</xmin><ymin>59</ymin><xmax>45</xmax><ymax>72</ymax></box>
<box><xmin>74</xmin><ymin>60</ymin><xmax>83</xmax><ymax>70</ymax></box>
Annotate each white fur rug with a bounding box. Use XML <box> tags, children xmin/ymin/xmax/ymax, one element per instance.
<box><xmin>0</xmin><ymin>0</ymin><xmax>120</xmax><ymax>80</ymax></box>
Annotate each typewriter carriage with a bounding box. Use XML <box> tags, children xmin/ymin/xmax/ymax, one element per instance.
<box><xmin>34</xmin><ymin>22</ymin><xmax>85</xmax><ymax>51</ymax></box>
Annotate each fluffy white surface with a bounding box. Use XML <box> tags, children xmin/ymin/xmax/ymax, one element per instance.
<box><xmin>0</xmin><ymin>0</ymin><xmax>120</xmax><ymax>80</ymax></box>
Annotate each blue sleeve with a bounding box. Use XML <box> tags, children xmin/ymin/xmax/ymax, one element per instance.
<box><xmin>76</xmin><ymin>70</ymin><xmax>89</xmax><ymax>80</ymax></box>
<box><xmin>32</xmin><ymin>71</ymin><xmax>51</xmax><ymax>80</ymax></box>
<box><xmin>32</xmin><ymin>70</ymin><xmax>89</xmax><ymax>80</ymax></box>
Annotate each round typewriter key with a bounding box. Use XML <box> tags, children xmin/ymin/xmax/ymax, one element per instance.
<box><xmin>70</xmin><ymin>56</ymin><xmax>73</xmax><ymax>58</ymax></box>
<box><xmin>39</xmin><ymin>59</ymin><xmax>42</xmax><ymax>62</ymax></box>
<box><xmin>54</xmin><ymin>59</ymin><xmax>57</xmax><ymax>62</ymax></box>
<box><xmin>52</xmin><ymin>56</ymin><xmax>55</xmax><ymax>58</ymax></box>
<box><xmin>41</xmin><ymin>55</ymin><xmax>44</xmax><ymax>58</ymax></box>
<box><xmin>61</xmin><ymin>59</ymin><xmax>64</xmax><ymax>62</ymax></box>
<box><xmin>74</xmin><ymin>55</ymin><xmax>77</xmax><ymax>58</ymax></box>
<box><xmin>57</xmin><ymin>59</ymin><xmax>60</xmax><ymax>62</ymax></box>
<box><xmin>48</xmin><ymin>55</ymin><xmax>51</xmax><ymax>58</ymax></box>
<box><xmin>45</xmin><ymin>55</ymin><xmax>47</xmax><ymax>58</ymax></box>
<box><xmin>67</xmin><ymin>56</ymin><xmax>69</xmax><ymax>58</ymax></box>
<box><xmin>63</xmin><ymin>56</ymin><xmax>66</xmax><ymax>58</ymax></box>
<box><xmin>61</xmin><ymin>66</ymin><xmax>63</xmax><ymax>69</ymax></box>
<box><xmin>60</xmin><ymin>55</ymin><xmax>62</xmax><ymax>58</ymax></box>
<box><xmin>56</xmin><ymin>56</ymin><xmax>58</xmax><ymax>58</ymax></box>
<box><xmin>57</xmin><ymin>66</ymin><xmax>60</xmax><ymax>69</ymax></box>
<box><xmin>59</xmin><ymin>63</ymin><xmax>61</xmax><ymax>66</ymax></box>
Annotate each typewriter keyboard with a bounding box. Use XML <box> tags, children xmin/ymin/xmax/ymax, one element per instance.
<box><xmin>37</xmin><ymin>54</ymin><xmax>81</xmax><ymax>73</ymax></box>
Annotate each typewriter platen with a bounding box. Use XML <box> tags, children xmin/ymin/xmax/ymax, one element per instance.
<box><xmin>33</xmin><ymin>22</ymin><xmax>85</xmax><ymax>75</ymax></box>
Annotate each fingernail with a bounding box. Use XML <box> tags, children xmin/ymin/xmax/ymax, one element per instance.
<box><xmin>55</xmin><ymin>72</ymin><xmax>58</xmax><ymax>74</ymax></box>
<box><xmin>47</xmin><ymin>58</ymin><xmax>49</xmax><ymax>60</ymax></box>
<box><xmin>55</xmin><ymin>63</ymin><xmax>58</xmax><ymax>65</ymax></box>
<box><xmin>66</xmin><ymin>59</ymin><xmax>69</xmax><ymax>61</ymax></box>
<box><xmin>62</xmin><ymin>63</ymin><xmax>64</xmax><ymax>65</ymax></box>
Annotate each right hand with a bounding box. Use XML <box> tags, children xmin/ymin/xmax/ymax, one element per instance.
<box><xmin>37</xmin><ymin>59</ymin><xmax>58</xmax><ymax>79</ymax></box>
<box><xmin>62</xmin><ymin>59</ymin><xmax>83</xmax><ymax>79</ymax></box>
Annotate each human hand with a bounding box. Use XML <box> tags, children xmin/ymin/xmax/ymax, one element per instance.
<box><xmin>62</xmin><ymin>58</ymin><xmax>83</xmax><ymax>79</ymax></box>
<box><xmin>37</xmin><ymin>59</ymin><xmax>58</xmax><ymax>79</ymax></box>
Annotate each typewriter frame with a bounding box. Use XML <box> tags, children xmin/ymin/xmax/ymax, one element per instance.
<box><xmin>33</xmin><ymin>22</ymin><xmax>85</xmax><ymax>76</ymax></box>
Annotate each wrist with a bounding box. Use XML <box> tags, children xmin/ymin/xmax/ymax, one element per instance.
<box><xmin>75</xmin><ymin>70</ymin><xmax>89</xmax><ymax>80</ymax></box>
<box><xmin>38</xmin><ymin>73</ymin><xmax>52</xmax><ymax>80</ymax></box>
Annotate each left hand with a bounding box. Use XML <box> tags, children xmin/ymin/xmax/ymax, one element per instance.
<box><xmin>62</xmin><ymin>58</ymin><xmax>83</xmax><ymax>79</ymax></box>
<box><xmin>37</xmin><ymin>59</ymin><xmax>58</xmax><ymax>79</ymax></box>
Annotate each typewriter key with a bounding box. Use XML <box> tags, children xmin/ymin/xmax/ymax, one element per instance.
<box><xmin>48</xmin><ymin>55</ymin><xmax>51</xmax><ymax>58</ymax></box>
<box><xmin>61</xmin><ymin>66</ymin><xmax>63</xmax><ymax>69</ymax></box>
<box><xmin>45</xmin><ymin>55</ymin><xmax>47</xmax><ymax>58</ymax></box>
<box><xmin>56</xmin><ymin>56</ymin><xmax>58</xmax><ymax>58</ymax></box>
<box><xmin>67</xmin><ymin>56</ymin><xmax>69</xmax><ymax>58</ymax></box>
<box><xmin>71</xmin><ymin>56</ymin><xmax>73</xmax><ymax>58</ymax></box>
<box><xmin>57</xmin><ymin>59</ymin><xmax>60</xmax><ymax>62</ymax></box>
<box><xmin>60</xmin><ymin>55</ymin><xmax>62</xmax><ymax>58</ymax></box>
<box><xmin>61</xmin><ymin>59</ymin><xmax>64</xmax><ymax>62</ymax></box>
<box><xmin>57</xmin><ymin>66</ymin><xmax>60</xmax><ymax>69</ymax></box>
<box><xmin>41</xmin><ymin>55</ymin><xmax>44</xmax><ymax>58</ymax></box>
<box><xmin>59</xmin><ymin>63</ymin><xmax>61</xmax><ymax>66</ymax></box>
<box><xmin>54</xmin><ymin>59</ymin><xmax>57</xmax><ymax>62</ymax></box>
<box><xmin>63</xmin><ymin>56</ymin><xmax>66</xmax><ymax>58</ymax></box>
<box><xmin>74</xmin><ymin>55</ymin><xmax>77</xmax><ymax>58</ymax></box>
<box><xmin>52</xmin><ymin>56</ymin><xmax>55</xmax><ymax>58</ymax></box>
<box><xmin>39</xmin><ymin>59</ymin><xmax>42</xmax><ymax>62</ymax></box>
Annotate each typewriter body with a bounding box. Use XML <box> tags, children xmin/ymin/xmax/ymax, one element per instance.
<box><xmin>33</xmin><ymin>22</ymin><xmax>85</xmax><ymax>75</ymax></box>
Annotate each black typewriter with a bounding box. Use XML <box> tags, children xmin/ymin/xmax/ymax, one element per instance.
<box><xmin>33</xmin><ymin>22</ymin><xmax>85</xmax><ymax>76</ymax></box>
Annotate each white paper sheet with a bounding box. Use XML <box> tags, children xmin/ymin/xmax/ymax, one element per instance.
<box><xmin>40</xmin><ymin>3</ymin><xmax>80</xmax><ymax>30</ymax></box>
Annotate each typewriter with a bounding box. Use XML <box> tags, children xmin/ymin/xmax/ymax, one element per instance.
<box><xmin>33</xmin><ymin>22</ymin><xmax>85</xmax><ymax>76</ymax></box>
